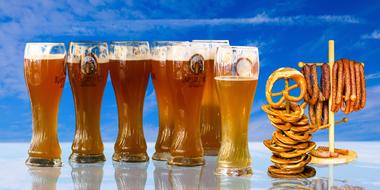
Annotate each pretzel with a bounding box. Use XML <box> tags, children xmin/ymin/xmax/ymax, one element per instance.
<box><xmin>263</xmin><ymin>68</ymin><xmax>319</xmax><ymax>178</ymax></box>
<box><xmin>265</xmin><ymin>68</ymin><xmax>307</xmax><ymax>108</ymax></box>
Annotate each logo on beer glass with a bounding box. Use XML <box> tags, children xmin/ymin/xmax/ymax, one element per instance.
<box><xmin>189</xmin><ymin>54</ymin><xmax>204</xmax><ymax>75</ymax></box>
<box><xmin>81</xmin><ymin>53</ymin><xmax>98</xmax><ymax>75</ymax></box>
<box><xmin>236</xmin><ymin>58</ymin><xmax>252</xmax><ymax>77</ymax></box>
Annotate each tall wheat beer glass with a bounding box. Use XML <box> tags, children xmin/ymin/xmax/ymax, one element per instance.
<box><xmin>24</xmin><ymin>43</ymin><xmax>66</xmax><ymax>167</ymax></box>
<box><xmin>67</xmin><ymin>42</ymin><xmax>109</xmax><ymax>163</ymax></box>
<box><xmin>110</xmin><ymin>41</ymin><xmax>150</xmax><ymax>162</ymax></box>
<box><xmin>150</xmin><ymin>41</ymin><xmax>176</xmax><ymax>161</ymax></box>
<box><xmin>192</xmin><ymin>40</ymin><xmax>229</xmax><ymax>156</ymax></box>
<box><xmin>167</xmin><ymin>42</ymin><xmax>208</xmax><ymax>166</ymax></box>
<box><xmin>214</xmin><ymin>46</ymin><xmax>259</xmax><ymax>176</ymax></box>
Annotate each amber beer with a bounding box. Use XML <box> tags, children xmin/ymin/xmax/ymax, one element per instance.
<box><xmin>215</xmin><ymin>46</ymin><xmax>259</xmax><ymax>176</ymax></box>
<box><xmin>24</xmin><ymin>43</ymin><xmax>66</xmax><ymax>167</ymax></box>
<box><xmin>168</xmin><ymin>42</ymin><xmax>207</xmax><ymax>166</ymax></box>
<box><xmin>110</xmin><ymin>41</ymin><xmax>150</xmax><ymax>162</ymax></box>
<box><xmin>151</xmin><ymin>42</ymin><xmax>175</xmax><ymax>161</ymax></box>
<box><xmin>68</xmin><ymin>42</ymin><xmax>109</xmax><ymax>163</ymax></box>
<box><xmin>193</xmin><ymin>40</ymin><xmax>229</xmax><ymax>156</ymax></box>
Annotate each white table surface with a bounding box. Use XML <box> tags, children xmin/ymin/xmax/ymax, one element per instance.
<box><xmin>0</xmin><ymin>142</ymin><xmax>379</xmax><ymax>190</ymax></box>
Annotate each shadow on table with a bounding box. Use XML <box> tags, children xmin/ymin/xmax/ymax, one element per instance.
<box><xmin>69</xmin><ymin>162</ymin><xmax>104</xmax><ymax>190</ymax></box>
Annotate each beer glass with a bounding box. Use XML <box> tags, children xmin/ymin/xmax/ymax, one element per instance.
<box><xmin>67</xmin><ymin>42</ymin><xmax>109</xmax><ymax>163</ymax></box>
<box><xmin>214</xmin><ymin>46</ymin><xmax>259</xmax><ymax>176</ymax></box>
<box><xmin>167</xmin><ymin>42</ymin><xmax>208</xmax><ymax>166</ymax></box>
<box><xmin>110</xmin><ymin>41</ymin><xmax>150</xmax><ymax>162</ymax></box>
<box><xmin>193</xmin><ymin>40</ymin><xmax>230</xmax><ymax>156</ymax></box>
<box><xmin>24</xmin><ymin>43</ymin><xmax>66</xmax><ymax>167</ymax></box>
<box><xmin>151</xmin><ymin>41</ymin><xmax>176</xmax><ymax>161</ymax></box>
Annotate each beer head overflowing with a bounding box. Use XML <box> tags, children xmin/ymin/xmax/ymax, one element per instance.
<box><xmin>110</xmin><ymin>41</ymin><xmax>150</xmax><ymax>61</ymax></box>
<box><xmin>24</xmin><ymin>43</ymin><xmax>66</xmax><ymax>60</ymax></box>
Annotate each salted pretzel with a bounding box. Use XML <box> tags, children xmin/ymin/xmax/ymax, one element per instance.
<box><xmin>265</xmin><ymin>68</ymin><xmax>307</xmax><ymax>108</ymax></box>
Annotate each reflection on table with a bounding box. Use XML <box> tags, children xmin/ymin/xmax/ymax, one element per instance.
<box><xmin>113</xmin><ymin>161</ymin><xmax>148</xmax><ymax>190</ymax></box>
<box><xmin>268</xmin><ymin>164</ymin><xmax>365</xmax><ymax>190</ymax></box>
<box><xmin>70</xmin><ymin>162</ymin><xmax>104</xmax><ymax>190</ymax></box>
<box><xmin>28</xmin><ymin>166</ymin><xmax>61</xmax><ymax>190</ymax></box>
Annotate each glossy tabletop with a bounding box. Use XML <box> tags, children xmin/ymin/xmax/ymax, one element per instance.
<box><xmin>0</xmin><ymin>142</ymin><xmax>378</xmax><ymax>189</ymax></box>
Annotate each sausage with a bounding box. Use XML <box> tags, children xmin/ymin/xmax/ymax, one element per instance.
<box><xmin>343</xmin><ymin>59</ymin><xmax>351</xmax><ymax>102</ymax></box>
<box><xmin>309</xmin><ymin>64</ymin><xmax>319</xmax><ymax>105</ymax></box>
<box><xmin>322</xmin><ymin>101</ymin><xmax>329</xmax><ymax>125</ymax></box>
<box><xmin>354</xmin><ymin>63</ymin><xmax>361</xmax><ymax>110</ymax></box>
<box><xmin>304</xmin><ymin>65</ymin><xmax>313</xmax><ymax>95</ymax></box>
<box><xmin>336</xmin><ymin>60</ymin><xmax>344</xmax><ymax>106</ymax></box>
<box><xmin>316</xmin><ymin>100</ymin><xmax>323</xmax><ymax>127</ymax></box>
<box><xmin>301</xmin><ymin>66</ymin><xmax>310</xmax><ymax>103</ymax></box>
<box><xmin>309</xmin><ymin>104</ymin><xmax>316</xmax><ymax>125</ymax></box>
<box><xmin>359</xmin><ymin>63</ymin><xmax>366</xmax><ymax>109</ymax></box>
<box><xmin>331</xmin><ymin>61</ymin><xmax>338</xmax><ymax>112</ymax></box>
<box><xmin>349</xmin><ymin>60</ymin><xmax>357</xmax><ymax>112</ymax></box>
<box><xmin>321</xmin><ymin>63</ymin><xmax>330</xmax><ymax>100</ymax></box>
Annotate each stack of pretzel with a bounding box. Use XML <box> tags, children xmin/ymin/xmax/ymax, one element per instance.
<box><xmin>301</xmin><ymin>64</ymin><xmax>330</xmax><ymax>128</ymax></box>
<box><xmin>262</xmin><ymin>68</ymin><xmax>317</xmax><ymax>178</ymax></box>
<box><xmin>331</xmin><ymin>59</ymin><xmax>366</xmax><ymax>113</ymax></box>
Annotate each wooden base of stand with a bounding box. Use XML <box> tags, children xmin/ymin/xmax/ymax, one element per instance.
<box><xmin>310</xmin><ymin>149</ymin><xmax>357</xmax><ymax>165</ymax></box>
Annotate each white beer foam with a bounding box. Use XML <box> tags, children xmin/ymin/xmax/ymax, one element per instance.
<box><xmin>216</xmin><ymin>46</ymin><xmax>259</xmax><ymax>79</ymax></box>
<box><xmin>166</xmin><ymin>44</ymin><xmax>189</xmax><ymax>61</ymax></box>
<box><xmin>190</xmin><ymin>42</ymin><xmax>212</xmax><ymax>60</ymax></box>
<box><xmin>67</xmin><ymin>43</ymin><xmax>109</xmax><ymax>64</ymax></box>
<box><xmin>109</xmin><ymin>44</ymin><xmax>150</xmax><ymax>61</ymax></box>
<box><xmin>192</xmin><ymin>40</ymin><xmax>230</xmax><ymax>59</ymax></box>
<box><xmin>24</xmin><ymin>43</ymin><xmax>66</xmax><ymax>60</ymax></box>
<box><xmin>151</xmin><ymin>46</ymin><xmax>167</xmax><ymax>61</ymax></box>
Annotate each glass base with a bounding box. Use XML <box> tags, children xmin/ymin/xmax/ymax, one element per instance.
<box><xmin>112</xmin><ymin>152</ymin><xmax>149</xmax><ymax>162</ymax></box>
<box><xmin>69</xmin><ymin>153</ymin><xmax>106</xmax><ymax>163</ymax></box>
<box><xmin>203</xmin><ymin>148</ymin><xmax>219</xmax><ymax>156</ymax></box>
<box><xmin>152</xmin><ymin>152</ymin><xmax>171</xmax><ymax>161</ymax></box>
<box><xmin>25</xmin><ymin>156</ymin><xmax>62</xmax><ymax>167</ymax></box>
<box><xmin>215</xmin><ymin>166</ymin><xmax>253</xmax><ymax>176</ymax></box>
<box><xmin>168</xmin><ymin>156</ymin><xmax>205</xmax><ymax>166</ymax></box>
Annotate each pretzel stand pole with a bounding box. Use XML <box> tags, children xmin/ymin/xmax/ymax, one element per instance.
<box><xmin>299</xmin><ymin>40</ymin><xmax>357</xmax><ymax>165</ymax></box>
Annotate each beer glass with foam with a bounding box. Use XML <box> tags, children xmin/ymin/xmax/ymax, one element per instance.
<box><xmin>67</xmin><ymin>42</ymin><xmax>109</xmax><ymax>163</ymax></box>
<box><xmin>192</xmin><ymin>40</ymin><xmax>230</xmax><ymax>156</ymax></box>
<box><xmin>24</xmin><ymin>43</ymin><xmax>66</xmax><ymax>167</ymax></box>
<box><xmin>167</xmin><ymin>42</ymin><xmax>208</xmax><ymax>166</ymax></box>
<box><xmin>151</xmin><ymin>41</ymin><xmax>180</xmax><ymax>161</ymax></box>
<box><xmin>214</xmin><ymin>46</ymin><xmax>259</xmax><ymax>176</ymax></box>
<box><xmin>110</xmin><ymin>41</ymin><xmax>151</xmax><ymax>162</ymax></box>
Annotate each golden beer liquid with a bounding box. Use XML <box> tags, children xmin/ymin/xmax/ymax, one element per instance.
<box><xmin>151</xmin><ymin>60</ymin><xmax>174</xmax><ymax>160</ymax></box>
<box><xmin>200</xmin><ymin>59</ymin><xmax>221</xmax><ymax>155</ymax></box>
<box><xmin>24</xmin><ymin>58</ymin><xmax>66</xmax><ymax>160</ymax></box>
<box><xmin>215</xmin><ymin>76</ymin><xmax>258</xmax><ymax>172</ymax></box>
<box><xmin>110</xmin><ymin>59</ymin><xmax>150</xmax><ymax>162</ymax></box>
<box><xmin>68</xmin><ymin>62</ymin><xmax>109</xmax><ymax>159</ymax></box>
<box><xmin>167</xmin><ymin>60</ymin><xmax>205</xmax><ymax>166</ymax></box>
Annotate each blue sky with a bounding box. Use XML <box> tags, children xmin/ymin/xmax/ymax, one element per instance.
<box><xmin>0</xmin><ymin>0</ymin><xmax>379</xmax><ymax>142</ymax></box>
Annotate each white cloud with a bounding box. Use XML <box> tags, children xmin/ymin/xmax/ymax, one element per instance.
<box><xmin>362</xmin><ymin>30</ymin><xmax>380</xmax><ymax>39</ymax></box>
<box><xmin>0</xmin><ymin>0</ymin><xmax>364</xmax><ymax>99</ymax></box>
<box><xmin>366</xmin><ymin>72</ymin><xmax>380</xmax><ymax>80</ymax></box>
